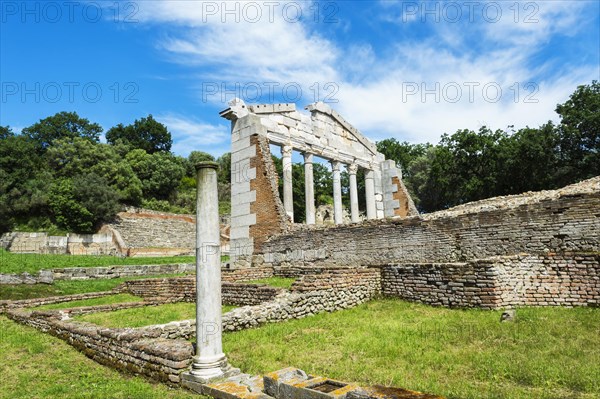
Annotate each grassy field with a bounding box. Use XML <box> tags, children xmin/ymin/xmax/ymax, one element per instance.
<box><xmin>0</xmin><ymin>249</ymin><xmax>197</xmax><ymax>274</ymax></box>
<box><xmin>75</xmin><ymin>302</ymin><xmax>237</xmax><ymax>328</ymax></box>
<box><xmin>0</xmin><ymin>316</ymin><xmax>205</xmax><ymax>399</ymax></box>
<box><xmin>0</xmin><ymin>274</ymin><xmax>191</xmax><ymax>301</ymax></box>
<box><xmin>245</xmin><ymin>277</ymin><xmax>296</xmax><ymax>289</ymax></box>
<box><xmin>32</xmin><ymin>294</ymin><xmax>143</xmax><ymax>310</ymax></box>
<box><xmin>222</xmin><ymin>299</ymin><xmax>600</xmax><ymax>399</ymax></box>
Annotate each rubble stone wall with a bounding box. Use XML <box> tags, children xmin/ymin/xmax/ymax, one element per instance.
<box><xmin>6</xmin><ymin>309</ymin><xmax>193</xmax><ymax>384</ymax></box>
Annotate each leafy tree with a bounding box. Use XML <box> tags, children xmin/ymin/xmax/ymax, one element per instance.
<box><xmin>49</xmin><ymin>174</ymin><xmax>120</xmax><ymax>233</ymax></box>
<box><xmin>0</xmin><ymin>126</ymin><xmax>14</xmax><ymax>140</ymax></box>
<box><xmin>555</xmin><ymin>80</ymin><xmax>600</xmax><ymax>185</ymax></box>
<box><xmin>46</xmin><ymin>137</ymin><xmax>142</xmax><ymax>204</ymax></box>
<box><xmin>106</xmin><ymin>115</ymin><xmax>172</xmax><ymax>154</ymax></box>
<box><xmin>22</xmin><ymin>111</ymin><xmax>101</xmax><ymax>150</ymax></box>
<box><xmin>376</xmin><ymin>138</ymin><xmax>428</xmax><ymax>177</ymax></box>
<box><xmin>126</xmin><ymin>149</ymin><xmax>185</xmax><ymax>200</ymax></box>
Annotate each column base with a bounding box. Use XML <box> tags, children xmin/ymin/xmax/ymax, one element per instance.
<box><xmin>181</xmin><ymin>358</ymin><xmax>240</xmax><ymax>393</ymax></box>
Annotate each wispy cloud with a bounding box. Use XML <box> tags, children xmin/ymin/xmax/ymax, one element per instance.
<box><xmin>137</xmin><ymin>0</ymin><xmax>599</xmax><ymax>146</ymax></box>
<box><xmin>157</xmin><ymin>113</ymin><xmax>230</xmax><ymax>156</ymax></box>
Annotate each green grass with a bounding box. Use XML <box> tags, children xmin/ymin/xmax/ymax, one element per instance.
<box><xmin>0</xmin><ymin>316</ymin><xmax>206</xmax><ymax>399</ymax></box>
<box><xmin>245</xmin><ymin>277</ymin><xmax>296</xmax><ymax>289</ymax></box>
<box><xmin>75</xmin><ymin>303</ymin><xmax>237</xmax><ymax>328</ymax></box>
<box><xmin>0</xmin><ymin>273</ymin><xmax>191</xmax><ymax>301</ymax></box>
<box><xmin>222</xmin><ymin>299</ymin><xmax>600</xmax><ymax>399</ymax></box>
<box><xmin>31</xmin><ymin>294</ymin><xmax>143</xmax><ymax>310</ymax></box>
<box><xmin>0</xmin><ymin>249</ymin><xmax>197</xmax><ymax>274</ymax></box>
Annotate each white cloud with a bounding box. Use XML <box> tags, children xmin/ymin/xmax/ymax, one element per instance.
<box><xmin>137</xmin><ymin>0</ymin><xmax>598</xmax><ymax>147</ymax></box>
<box><xmin>156</xmin><ymin>114</ymin><xmax>230</xmax><ymax>156</ymax></box>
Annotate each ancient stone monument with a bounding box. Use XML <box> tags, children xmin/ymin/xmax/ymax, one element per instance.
<box><xmin>182</xmin><ymin>162</ymin><xmax>237</xmax><ymax>388</ymax></box>
<box><xmin>220</xmin><ymin>99</ymin><xmax>418</xmax><ymax>264</ymax></box>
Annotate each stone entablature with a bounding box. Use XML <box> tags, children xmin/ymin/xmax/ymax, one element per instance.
<box><xmin>222</xmin><ymin>99</ymin><xmax>418</xmax><ymax>262</ymax></box>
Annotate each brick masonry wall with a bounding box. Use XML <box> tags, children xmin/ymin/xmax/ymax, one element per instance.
<box><xmin>249</xmin><ymin>134</ymin><xmax>289</xmax><ymax>253</ymax></box>
<box><xmin>381</xmin><ymin>253</ymin><xmax>600</xmax><ymax>309</ymax></box>
<box><xmin>261</xmin><ymin>193</ymin><xmax>600</xmax><ymax>266</ymax></box>
<box><xmin>221</xmin><ymin>266</ymin><xmax>274</xmax><ymax>282</ymax></box>
<box><xmin>121</xmin><ymin>277</ymin><xmax>283</xmax><ymax>306</ymax></box>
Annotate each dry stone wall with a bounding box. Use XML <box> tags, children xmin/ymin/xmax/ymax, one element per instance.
<box><xmin>6</xmin><ymin>308</ymin><xmax>193</xmax><ymax>384</ymax></box>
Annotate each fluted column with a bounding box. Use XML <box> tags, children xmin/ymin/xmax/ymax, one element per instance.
<box><xmin>348</xmin><ymin>164</ymin><xmax>360</xmax><ymax>223</ymax></box>
<box><xmin>281</xmin><ymin>145</ymin><xmax>294</xmax><ymax>223</ymax></box>
<box><xmin>304</xmin><ymin>153</ymin><xmax>316</xmax><ymax>225</ymax></box>
<box><xmin>332</xmin><ymin>161</ymin><xmax>343</xmax><ymax>225</ymax></box>
<box><xmin>365</xmin><ymin>169</ymin><xmax>376</xmax><ymax>220</ymax></box>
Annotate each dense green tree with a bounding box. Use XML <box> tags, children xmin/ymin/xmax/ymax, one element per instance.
<box><xmin>126</xmin><ymin>149</ymin><xmax>185</xmax><ymax>200</ymax></box>
<box><xmin>0</xmin><ymin>126</ymin><xmax>14</xmax><ymax>140</ymax></box>
<box><xmin>22</xmin><ymin>111</ymin><xmax>101</xmax><ymax>150</ymax></box>
<box><xmin>376</xmin><ymin>138</ymin><xmax>429</xmax><ymax>177</ymax></box>
<box><xmin>49</xmin><ymin>174</ymin><xmax>120</xmax><ymax>233</ymax></box>
<box><xmin>106</xmin><ymin>115</ymin><xmax>172</xmax><ymax>154</ymax></box>
<box><xmin>45</xmin><ymin>137</ymin><xmax>142</xmax><ymax>204</ymax></box>
<box><xmin>555</xmin><ymin>80</ymin><xmax>600</xmax><ymax>185</ymax></box>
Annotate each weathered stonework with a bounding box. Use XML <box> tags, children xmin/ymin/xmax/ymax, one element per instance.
<box><xmin>224</xmin><ymin>100</ymin><xmax>417</xmax><ymax>264</ymax></box>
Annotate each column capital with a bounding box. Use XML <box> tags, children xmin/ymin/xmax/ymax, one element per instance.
<box><xmin>303</xmin><ymin>152</ymin><xmax>314</xmax><ymax>164</ymax></box>
<box><xmin>282</xmin><ymin>145</ymin><xmax>293</xmax><ymax>157</ymax></box>
<box><xmin>348</xmin><ymin>164</ymin><xmax>358</xmax><ymax>175</ymax></box>
<box><xmin>331</xmin><ymin>160</ymin><xmax>342</xmax><ymax>171</ymax></box>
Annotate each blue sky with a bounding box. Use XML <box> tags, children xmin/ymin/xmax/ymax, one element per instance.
<box><xmin>1</xmin><ymin>0</ymin><xmax>599</xmax><ymax>158</ymax></box>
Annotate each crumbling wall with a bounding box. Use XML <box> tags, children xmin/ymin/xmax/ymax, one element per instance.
<box><xmin>260</xmin><ymin>182</ymin><xmax>600</xmax><ymax>266</ymax></box>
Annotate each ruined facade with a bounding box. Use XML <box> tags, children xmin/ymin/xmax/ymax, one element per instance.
<box><xmin>221</xmin><ymin>99</ymin><xmax>418</xmax><ymax>262</ymax></box>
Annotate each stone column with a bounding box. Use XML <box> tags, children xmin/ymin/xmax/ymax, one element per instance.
<box><xmin>282</xmin><ymin>145</ymin><xmax>294</xmax><ymax>223</ymax></box>
<box><xmin>348</xmin><ymin>164</ymin><xmax>360</xmax><ymax>223</ymax></box>
<box><xmin>304</xmin><ymin>153</ymin><xmax>316</xmax><ymax>225</ymax></box>
<box><xmin>332</xmin><ymin>161</ymin><xmax>343</xmax><ymax>225</ymax></box>
<box><xmin>365</xmin><ymin>170</ymin><xmax>376</xmax><ymax>220</ymax></box>
<box><xmin>182</xmin><ymin>162</ymin><xmax>234</xmax><ymax>387</ymax></box>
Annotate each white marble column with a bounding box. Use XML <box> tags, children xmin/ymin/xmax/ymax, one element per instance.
<box><xmin>304</xmin><ymin>153</ymin><xmax>316</xmax><ymax>225</ymax></box>
<box><xmin>186</xmin><ymin>161</ymin><xmax>229</xmax><ymax>383</ymax></box>
<box><xmin>348</xmin><ymin>164</ymin><xmax>360</xmax><ymax>223</ymax></box>
<box><xmin>332</xmin><ymin>161</ymin><xmax>343</xmax><ymax>225</ymax></box>
<box><xmin>365</xmin><ymin>169</ymin><xmax>376</xmax><ymax>220</ymax></box>
<box><xmin>282</xmin><ymin>145</ymin><xmax>294</xmax><ymax>223</ymax></box>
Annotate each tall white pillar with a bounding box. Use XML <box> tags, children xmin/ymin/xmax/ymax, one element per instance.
<box><xmin>183</xmin><ymin>161</ymin><xmax>233</xmax><ymax>385</ymax></box>
<box><xmin>332</xmin><ymin>161</ymin><xmax>343</xmax><ymax>225</ymax></box>
<box><xmin>282</xmin><ymin>145</ymin><xmax>294</xmax><ymax>223</ymax></box>
<box><xmin>365</xmin><ymin>170</ymin><xmax>376</xmax><ymax>220</ymax></box>
<box><xmin>304</xmin><ymin>153</ymin><xmax>316</xmax><ymax>225</ymax></box>
<box><xmin>348</xmin><ymin>164</ymin><xmax>360</xmax><ymax>223</ymax></box>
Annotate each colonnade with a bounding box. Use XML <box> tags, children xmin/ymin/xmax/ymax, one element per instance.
<box><xmin>281</xmin><ymin>146</ymin><xmax>377</xmax><ymax>225</ymax></box>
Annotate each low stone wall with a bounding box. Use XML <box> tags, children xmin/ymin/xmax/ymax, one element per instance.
<box><xmin>120</xmin><ymin>277</ymin><xmax>284</xmax><ymax>306</ymax></box>
<box><xmin>1</xmin><ymin>232</ymin><xmax>117</xmax><ymax>255</ymax></box>
<box><xmin>381</xmin><ymin>253</ymin><xmax>600</xmax><ymax>309</ymax></box>
<box><xmin>6</xmin><ymin>309</ymin><xmax>193</xmax><ymax>384</ymax></box>
<box><xmin>221</xmin><ymin>266</ymin><xmax>274</xmax><ymax>282</ymax></box>
<box><xmin>52</xmin><ymin>263</ymin><xmax>195</xmax><ymax>280</ymax></box>
<box><xmin>0</xmin><ymin>291</ymin><xmax>116</xmax><ymax>312</ymax></box>
<box><xmin>0</xmin><ymin>270</ymin><xmax>54</xmax><ymax>285</ymax></box>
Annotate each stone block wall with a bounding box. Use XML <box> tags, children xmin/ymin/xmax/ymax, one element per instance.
<box><xmin>260</xmin><ymin>191</ymin><xmax>600</xmax><ymax>267</ymax></box>
<box><xmin>106</xmin><ymin>209</ymin><xmax>196</xmax><ymax>257</ymax></box>
<box><xmin>1</xmin><ymin>232</ymin><xmax>117</xmax><ymax>255</ymax></box>
<box><xmin>221</xmin><ymin>266</ymin><xmax>274</xmax><ymax>282</ymax></box>
<box><xmin>381</xmin><ymin>253</ymin><xmax>600</xmax><ymax>309</ymax></box>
